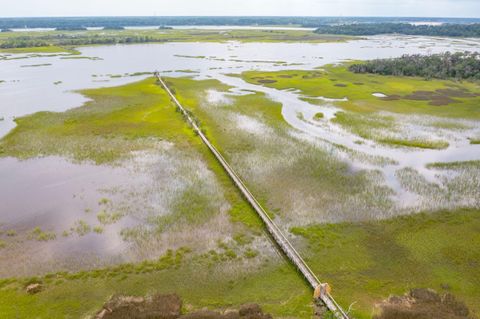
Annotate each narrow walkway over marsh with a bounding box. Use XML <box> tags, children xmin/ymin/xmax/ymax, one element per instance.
<box><xmin>156</xmin><ymin>73</ymin><xmax>350</xmax><ymax>319</ymax></box>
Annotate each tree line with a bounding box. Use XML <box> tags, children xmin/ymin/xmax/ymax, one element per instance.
<box><xmin>1</xmin><ymin>17</ymin><xmax>479</xmax><ymax>30</ymax></box>
<box><xmin>0</xmin><ymin>34</ymin><xmax>168</xmax><ymax>49</ymax></box>
<box><xmin>314</xmin><ymin>23</ymin><xmax>480</xmax><ymax>37</ymax></box>
<box><xmin>349</xmin><ymin>52</ymin><xmax>480</xmax><ymax>80</ymax></box>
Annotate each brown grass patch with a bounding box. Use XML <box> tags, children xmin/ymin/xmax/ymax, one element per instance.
<box><xmin>374</xmin><ymin>288</ymin><xmax>472</xmax><ymax>319</ymax></box>
<box><xmin>96</xmin><ymin>294</ymin><xmax>273</xmax><ymax>319</ymax></box>
<box><xmin>387</xmin><ymin>87</ymin><xmax>480</xmax><ymax>106</ymax></box>
<box><xmin>257</xmin><ymin>79</ymin><xmax>277</xmax><ymax>84</ymax></box>
<box><xmin>381</xmin><ymin>95</ymin><xmax>401</xmax><ymax>101</ymax></box>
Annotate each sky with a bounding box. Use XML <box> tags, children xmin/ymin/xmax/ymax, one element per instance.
<box><xmin>1</xmin><ymin>0</ymin><xmax>479</xmax><ymax>18</ymax></box>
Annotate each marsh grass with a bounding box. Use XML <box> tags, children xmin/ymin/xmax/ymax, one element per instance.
<box><xmin>379</xmin><ymin>137</ymin><xmax>449</xmax><ymax>150</ymax></box>
<box><xmin>167</xmin><ymin>76</ymin><xmax>395</xmax><ymax>224</ymax></box>
<box><xmin>30</xmin><ymin>227</ymin><xmax>56</xmax><ymax>242</ymax></box>
<box><xmin>313</xmin><ymin>112</ymin><xmax>324</xmax><ymax>120</ymax></box>
<box><xmin>396</xmin><ymin>167</ymin><xmax>480</xmax><ymax>211</ymax></box>
<box><xmin>242</xmin><ymin>65</ymin><xmax>480</xmax><ymax>119</ymax></box>
<box><xmin>0</xmin><ymin>77</ymin><xmax>265</xmax><ymax>265</ymax></box>
<box><xmin>290</xmin><ymin>208</ymin><xmax>480</xmax><ymax>319</ymax></box>
<box><xmin>332</xmin><ymin>111</ymin><xmax>396</xmax><ymax>140</ymax></box>
<box><xmin>72</xmin><ymin>220</ymin><xmax>91</xmax><ymax>236</ymax></box>
<box><xmin>165</xmin><ymin>76</ymin><xmax>480</xmax><ymax>318</ymax></box>
<box><xmin>431</xmin><ymin>121</ymin><xmax>471</xmax><ymax>130</ymax></box>
<box><xmin>0</xmin><ymin>29</ymin><xmax>354</xmax><ymax>53</ymax></box>
<box><xmin>0</xmin><ymin>78</ymin><xmax>197</xmax><ymax>164</ymax></box>
<box><xmin>0</xmin><ymin>46</ymin><xmax>79</xmax><ymax>54</ymax></box>
<box><xmin>0</xmin><ymin>247</ymin><xmax>312</xmax><ymax>319</ymax></box>
<box><xmin>97</xmin><ymin>211</ymin><xmax>123</xmax><ymax>225</ymax></box>
<box><xmin>426</xmin><ymin>160</ymin><xmax>480</xmax><ymax>170</ymax></box>
<box><xmin>6</xmin><ymin>230</ymin><xmax>16</xmax><ymax>237</ymax></box>
<box><xmin>243</xmin><ymin>67</ymin><xmax>480</xmax><ymax>152</ymax></box>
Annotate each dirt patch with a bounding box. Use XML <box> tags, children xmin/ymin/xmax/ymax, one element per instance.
<box><xmin>301</xmin><ymin>72</ymin><xmax>323</xmax><ymax>79</ymax></box>
<box><xmin>374</xmin><ymin>288</ymin><xmax>473</xmax><ymax>319</ymax></box>
<box><xmin>353</xmin><ymin>82</ymin><xmax>365</xmax><ymax>85</ymax></box>
<box><xmin>96</xmin><ymin>294</ymin><xmax>272</xmax><ymax>319</ymax></box>
<box><xmin>277</xmin><ymin>75</ymin><xmax>294</xmax><ymax>78</ymax></box>
<box><xmin>388</xmin><ymin>87</ymin><xmax>480</xmax><ymax>106</ymax></box>
<box><xmin>436</xmin><ymin>88</ymin><xmax>480</xmax><ymax>98</ymax></box>
<box><xmin>405</xmin><ymin>91</ymin><xmax>456</xmax><ymax>106</ymax></box>
<box><xmin>381</xmin><ymin>95</ymin><xmax>401</xmax><ymax>101</ymax></box>
<box><xmin>96</xmin><ymin>294</ymin><xmax>182</xmax><ymax>319</ymax></box>
<box><xmin>257</xmin><ymin>79</ymin><xmax>277</xmax><ymax>84</ymax></box>
<box><xmin>334</xmin><ymin>83</ymin><xmax>348</xmax><ymax>87</ymax></box>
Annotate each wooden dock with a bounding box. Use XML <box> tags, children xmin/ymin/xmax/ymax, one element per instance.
<box><xmin>156</xmin><ymin>74</ymin><xmax>351</xmax><ymax>319</ymax></box>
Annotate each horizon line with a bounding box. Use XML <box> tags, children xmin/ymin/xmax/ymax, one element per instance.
<box><xmin>1</xmin><ymin>15</ymin><xmax>480</xmax><ymax>19</ymax></box>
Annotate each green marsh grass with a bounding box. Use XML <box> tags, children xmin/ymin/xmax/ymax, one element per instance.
<box><xmin>0</xmin><ymin>29</ymin><xmax>354</xmax><ymax>52</ymax></box>
<box><xmin>379</xmin><ymin>137</ymin><xmax>449</xmax><ymax>150</ymax></box>
<box><xmin>243</xmin><ymin>66</ymin><xmax>479</xmax><ymax>150</ymax></box>
<box><xmin>166</xmin><ymin>76</ymin><xmax>395</xmax><ymax>224</ymax></box>
<box><xmin>290</xmin><ymin>208</ymin><xmax>480</xmax><ymax>319</ymax></box>
<box><xmin>427</xmin><ymin>160</ymin><xmax>480</xmax><ymax>170</ymax></box>
<box><xmin>0</xmin><ymin>77</ymin><xmax>295</xmax><ymax>316</ymax></box>
<box><xmin>30</xmin><ymin>227</ymin><xmax>56</xmax><ymax>242</ymax></box>
<box><xmin>0</xmin><ymin>247</ymin><xmax>313</xmax><ymax>318</ymax></box>
<box><xmin>242</xmin><ymin>65</ymin><xmax>480</xmax><ymax>119</ymax></box>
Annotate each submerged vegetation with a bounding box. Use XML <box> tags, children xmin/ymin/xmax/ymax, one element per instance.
<box><xmin>0</xmin><ymin>77</ymin><xmax>314</xmax><ymax>317</ymax></box>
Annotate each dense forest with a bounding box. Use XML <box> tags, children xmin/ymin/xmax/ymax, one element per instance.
<box><xmin>0</xmin><ymin>16</ymin><xmax>479</xmax><ymax>30</ymax></box>
<box><xmin>314</xmin><ymin>23</ymin><xmax>480</xmax><ymax>37</ymax></box>
<box><xmin>349</xmin><ymin>52</ymin><xmax>480</xmax><ymax>80</ymax></box>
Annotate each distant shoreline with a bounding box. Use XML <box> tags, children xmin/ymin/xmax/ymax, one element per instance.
<box><xmin>1</xmin><ymin>16</ymin><xmax>480</xmax><ymax>30</ymax></box>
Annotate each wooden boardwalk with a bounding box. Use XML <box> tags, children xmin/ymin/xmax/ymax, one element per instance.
<box><xmin>156</xmin><ymin>74</ymin><xmax>350</xmax><ymax>319</ymax></box>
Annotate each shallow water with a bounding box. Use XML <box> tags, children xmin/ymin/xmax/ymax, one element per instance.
<box><xmin>1</xmin><ymin>35</ymin><xmax>479</xmax><ymax>197</ymax></box>
<box><xmin>2</xmin><ymin>35</ymin><xmax>479</xmax><ymax>137</ymax></box>
<box><xmin>1</xmin><ymin>35</ymin><xmax>480</xmax><ymax>274</ymax></box>
<box><xmin>0</xmin><ymin>156</ymin><xmax>138</xmax><ymax>276</ymax></box>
